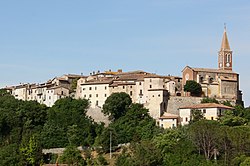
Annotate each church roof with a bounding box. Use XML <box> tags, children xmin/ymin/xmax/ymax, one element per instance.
<box><xmin>221</xmin><ymin>27</ymin><xmax>231</xmax><ymax>51</ymax></box>
<box><xmin>183</xmin><ymin>66</ymin><xmax>238</xmax><ymax>74</ymax></box>
<box><xmin>192</xmin><ymin>67</ymin><xmax>237</xmax><ymax>74</ymax></box>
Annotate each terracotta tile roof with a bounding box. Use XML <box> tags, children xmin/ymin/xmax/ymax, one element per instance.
<box><xmin>82</xmin><ymin>79</ymin><xmax>113</xmax><ymax>85</ymax></box>
<box><xmin>192</xmin><ymin>67</ymin><xmax>237</xmax><ymax>74</ymax></box>
<box><xmin>159</xmin><ymin>113</ymin><xmax>179</xmax><ymax>119</ymax></box>
<box><xmin>47</xmin><ymin>85</ymin><xmax>70</xmax><ymax>90</ymax></box>
<box><xmin>64</xmin><ymin>74</ymin><xmax>87</xmax><ymax>78</ymax></box>
<box><xmin>179</xmin><ymin>103</ymin><xmax>233</xmax><ymax>110</ymax></box>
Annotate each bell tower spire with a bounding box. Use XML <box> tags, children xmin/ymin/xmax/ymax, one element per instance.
<box><xmin>218</xmin><ymin>24</ymin><xmax>233</xmax><ymax>70</ymax></box>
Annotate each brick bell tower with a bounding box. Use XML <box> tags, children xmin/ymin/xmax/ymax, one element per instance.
<box><xmin>218</xmin><ymin>25</ymin><xmax>233</xmax><ymax>70</ymax></box>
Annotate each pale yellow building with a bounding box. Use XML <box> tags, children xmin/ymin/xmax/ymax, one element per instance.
<box><xmin>159</xmin><ymin>113</ymin><xmax>179</xmax><ymax>129</ymax></box>
<box><xmin>179</xmin><ymin>103</ymin><xmax>233</xmax><ymax>126</ymax></box>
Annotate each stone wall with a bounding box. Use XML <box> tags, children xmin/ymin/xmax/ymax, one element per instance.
<box><xmin>166</xmin><ymin>96</ymin><xmax>202</xmax><ymax>115</ymax></box>
<box><xmin>86</xmin><ymin>107</ymin><xmax>110</xmax><ymax>126</ymax></box>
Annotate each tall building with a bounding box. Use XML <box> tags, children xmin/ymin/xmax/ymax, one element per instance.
<box><xmin>218</xmin><ymin>26</ymin><xmax>233</xmax><ymax>70</ymax></box>
<box><xmin>182</xmin><ymin>27</ymin><xmax>242</xmax><ymax>104</ymax></box>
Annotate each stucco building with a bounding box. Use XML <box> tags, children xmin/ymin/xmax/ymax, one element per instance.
<box><xmin>179</xmin><ymin>103</ymin><xmax>233</xmax><ymax>126</ymax></box>
<box><xmin>75</xmin><ymin>70</ymin><xmax>181</xmax><ymax>120</ymax></box>
<box><xmin>7</xmin><ymin>74</ymin><xmax>84</xmax><ymax>107</ymax></box>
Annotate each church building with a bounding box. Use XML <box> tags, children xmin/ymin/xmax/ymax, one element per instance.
<box><xmin>182</xmin><ymin>27</ymin><xmax>242</xmax><ymax>104</ymax></box>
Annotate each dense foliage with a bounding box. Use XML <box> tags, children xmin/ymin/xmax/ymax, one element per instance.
<box><xmin>184</xmin><ymin>80</ymin><xmax>202</xmax><ymax>96</ymax></box>
<box><xmin>1</xmin><ymin>89</ymin><xmax>250</xmax><ymax>165</ymax></box>
<box><xmin>102</xmin><ymin>92</ymin><xmax>132</xmax><ymax>121</ymax></box>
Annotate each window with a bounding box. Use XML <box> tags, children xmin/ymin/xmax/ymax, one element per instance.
<box><xmin>219</xmin><ymin>109</ymin><xmax>222</xmax><ymax>116</ymax></box>
<box><xmin>95</xmin><ymin>87</ymin><xmax>97</xmax><ymax>90</ymax></box>
<box><xmin>140</xmin><ymin>89</ymin><xmax>142</xmax><ymax>94</ymax></box>
<box><xmin>150</xmin><ymin>85</ymin><xmax>152</xmax><ymax>88</ymax></box>
<box><xmin>200</xmin><ymin>77</ymin><xmax>204</xmax><ymax>83</ymax></box>
<box><xmin>130</xmin><ymin>91</ymin><xmax>132</xmax><ymax>96</ymax></box>
<box><xmin>227</xmin><ymin>54</ymin><xmax>231</xmax><ymax>62</ymax></box>
<box><xmin>185</xmin><ymin>117</ymin><xmax>188</xmax><ymax>122</ymax></box>
<box><xmin>203</xmin><ymin>109</ymin><xmax>206</xmax><ymax>114</ymax></box>
<box><xmin>84</xmin><ymin>94</ymin><xmax>86</xmax><ymax>98</ymax></box>
<box><xmin>158</xmin><ymin>94</ymin><xmax>160</xmax><ymax>97</ymax></box>
<box><xmin>139</xmin><ymin>82</ymin><xmax>142</xmax><ymax>85</ymax></box>
<box><xmin>104</xmin><ymin>94</ymin><xmax>107</xmax><ymax>97</ymax></box>
<box><xmin>61</xmin><ymin>91</ymin><xmax>63</xmax><ymax>95</ymax></box>
<box><xmin>150</xmin><ymin>79</ymin><xmax>152</xmax><ymax>82</ymax></box>
<box><xmin>49</xmin><ymin>96</ymin><xmax>51</xmax><ymax>100</ymax></box>
<box><xmin>96</xmin><ymin>100</ymin><xmax>98</xmax><ymax>106</ymax></box>
<box><xmin>89</xmin><ymin>87</ymin><xmax>92</xmax><ymax>90</ymax></box>
<box><xmin>161</xmin><ymin>124</ymin><xmax>163</xmax><ymax>128</ymax></box>
<box><xmin>89</xmin><ymin>94</ymin><xmax>92</xmax><ymax>98</ymax></box>
<box><xmin>211</xmin><ymin>117</ymin><xmax>214</xmax><ymax>120</ymax></box>
<box><xmin>96</xmin><ymin>94</ymin><xmax>98</xmax><ymax>97</ymax></box>
<box><xmin>105</xmin><ymin>86</ymin><xmax>107</xmax><ymax>90</ymax></box>
<box><xmin>83</xmin><ymin>88</ymin><xmax>85</xmax><ymax>91</ymax></box>
<box><xmin>130</xmin><ymin>86</ymin><xmax>132</xmax><ymax>88</ymax></box>
<box><xmin>123</xmin><ymin>86</ymin><xmax>125</xmax><ymax>89</ymax></box>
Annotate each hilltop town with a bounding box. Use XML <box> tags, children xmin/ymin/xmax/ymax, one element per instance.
<box><xmin>4</xmin><ymin>28</ymin><xmax>243</xmax><ymax>128</ymax></box>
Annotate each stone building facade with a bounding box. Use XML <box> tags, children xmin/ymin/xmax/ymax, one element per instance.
<box><xmin>75</xmin><ymin>70</ymin><xmax>181</xmax><ymax>120</ymax></box>
<box><xmin>7</xmin><ymin>74</ymin><xmax>84</xmax><ymax>107</ymax></box>
<box><xmin>182</xmin><ymin>27</ymin><xmax>242</xmax><ymax>104</ymax></box>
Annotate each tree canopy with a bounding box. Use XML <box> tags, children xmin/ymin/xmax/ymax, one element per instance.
<box><xmin>184</xmin><ymin>80</ymin><xmax>202</xmax><ymax>97</ymax></box>
<box><xmin>102</xmin><ymin>92</ymin><xmax>132</xmax><ymax>121</ymax></box>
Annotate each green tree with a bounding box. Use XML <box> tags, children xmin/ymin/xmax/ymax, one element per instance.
<box><xmin>41</xmin><ymin>98</ymin><xmax>100</xmax><ymax>148</ymax></box>
<box><xmin>102</xmin><ymin>92</ymin><xmax>132</xmax><ymax>121</ymax></box>
<box><xmin>188</xmin><ymin>120</ymin><xmax>221</xmax><ymax>160</ymax></box>
<box><xmin>219</xmin><ymin>110</ymin><xmax>248</xmax><ymax>126</ymax></box>
<box><xmin>60</xmin><ymin>146</ymin><xmax>86</xmax><ymax>166</ymax></box>
<box><xmin>115</xmin><ymin>149</ymin><xmax>133</xmax><ymax>166</ymax></box>
<box><xmin>0</xmin><ymin>143</ymin><xmax>20</xmax><ymax>166</ymax></box>
<box><xmin>70</xmin><ymin>78</ymin><xmax>78</xmax><ymax>93</ymax></box>
<box><xmin>97</xmin><ymin>127</ymin><xmax>118</xmax><ymax>153</ymax></box>
<box><xmin>108</xmin><ymin>103</ymin><xmax>160</xmax><ymax>144</ymax></box>
<box><xmin>201</xmin><ymin>97</ymin><xmax>219</xmax><ymax>104</ymax></box>
<box><xmin>153</xmin><ymin>127</ymin><xmax>205</xmax><ymax>165</ymax></box>
<box><xmin>190</xmin><ymin>109</ymin><xmax>204</xmax><ymax>123</ymax></box>
<box><xmin>20</xmin><ymin>135</ymin><xmax>42</xmax><ymax>166</ymax></box>
<box><xmin>240</xmin><ymin>157</ymin><xmax>250</xmax><ymax>166</ymax></box>
<box><xmin>184</xmin><ymin>80</ymin><xmax>202</xmax><ymax>97</ymax></box>
<box><xmin>130</xmin><ymin>140</ymin><xmax>162</xmax><ymax>166</ymax></box>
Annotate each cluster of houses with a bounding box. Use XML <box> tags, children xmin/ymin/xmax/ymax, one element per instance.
<box><xmin>3</xmin><ymin>28</ymin><xmax>242</xmax><ymax>128</ymax></box>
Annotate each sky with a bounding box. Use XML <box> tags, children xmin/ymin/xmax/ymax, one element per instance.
<box><xmin>1</xmin><ymin>0</ymin><xmax>250</xmax><ymax>106</ymax></box>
